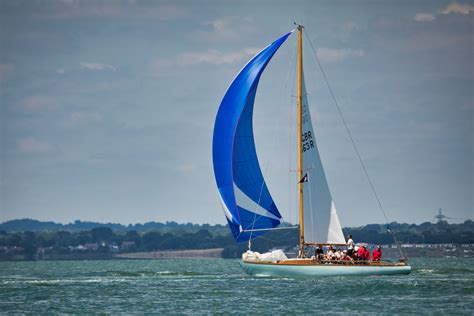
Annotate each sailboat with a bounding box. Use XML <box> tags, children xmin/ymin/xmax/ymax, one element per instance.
<box><xmin>212</xmin><ymin>25</ymin><xmax>411</xmax><ymax>277</ymax></box>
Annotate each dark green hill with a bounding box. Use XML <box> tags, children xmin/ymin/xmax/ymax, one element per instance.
<box><xmin>0</xmin><ymin>219</ymin><xmax>472</xmax><ymax>260</ymax></box>
<box><xmin>0</xmin><ymin>218</ymin><xmax>228</xmax><ymax>235</ymax></box>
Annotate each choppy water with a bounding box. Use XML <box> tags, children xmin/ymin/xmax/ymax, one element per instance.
<box><xmin>0</xmin><ymin>258</ymin><xmax>473</xmax><ymax>314</ymax></box>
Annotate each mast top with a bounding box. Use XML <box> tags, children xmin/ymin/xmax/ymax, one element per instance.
<box><xmin>294</xmin><ymin>22</ymin><xmax>304</xmax><ymax>31</ymax></box>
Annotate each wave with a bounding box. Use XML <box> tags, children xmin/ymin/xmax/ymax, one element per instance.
<box><xmin>103</xmin><ymin>270</ymin><xmax>205</xmax><ymax>277</ymax></box>
<box><xmin>415</xmin><ymin>268</ymin><xmax>474</xmax><ymax>275</ymax></box>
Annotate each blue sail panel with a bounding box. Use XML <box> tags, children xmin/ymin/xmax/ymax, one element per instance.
<box><xmin>212</xmin><ymin>32</ymin><xmax>291</xmax><ymax>243</ymax></box>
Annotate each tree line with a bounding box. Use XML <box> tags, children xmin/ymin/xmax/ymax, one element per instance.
<box><xmin>0</xmin><ymin>220</ymin><xmax>472</xmax><ymax>260</ymax></box>
<box><xmin>0</xmin><ymin>218</ymin><xmax>229</xmax><ymax>233</ymax></box>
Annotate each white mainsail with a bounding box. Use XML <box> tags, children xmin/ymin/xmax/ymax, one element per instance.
<box><xmin>301</xmin><ymin>72</ymin><xmax>346</xmax><ymax>244</ymax></box>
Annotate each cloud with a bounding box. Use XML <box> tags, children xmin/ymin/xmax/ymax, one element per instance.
<box><xmin>17</xmin><ymin>96</ymin><xmax>59</xmax><ymax>111</ymax></box>
<box><xmin>414</xmin><ymin>13</ymin><xmax>436</xmax><ymax>22</ymax></box>
<box><xmin>195</xmin><ymin>16</ymin><xmax>257</xmax><ymax>40</ymax></box>
<box><xmin>316</xmin><ymin>48</ymin><xmax>364</xmax><ymax>63</ymax></box>
<box><xmin>202</xmin><ymin>17</ymin><xmax>241</xmax><ymax>38</ymax></box>
<box><xmin>342</xmin><ymin>21</ymin><xmax>358</xmax><ymax>33</ymax></box>
<box><xmin>339</xmin><ymin>21</ymin><xmax>359</xmax><ymax>41</ymax></box>
<box><xmin>56</xmin><ymin>68</ymin><xmax>65</xmax><ymax>75</ymax></box>
<box><xmin>440</xmin><ymin>2</ymin><xmax>474</xmax><ymax>15</ymax></box>
<box><xmin>17</xmin><ymin>137</ymin><xmax>51</xmax><ymax>153</ymax></box>
<box><xmin>151</xmin><ymin>47</ymin><xmax>260</xmax><ymax>75</ymax></box>
<box><xmin>80</xmin><ymin>62</ymin><xmax>117</xmax><ymax>71</ymax></box>
<box><xmin>35</xmin><ymin>2</ymin><xmax>189</xmax><ymax>21</ymax></box>
<box><xmin>177</xmin><ymin>48</ymin><xmax>260</xmax><ymax>65</ymax></box>
<box><xmin>62</xmin><ymin>111</ymin><xmax>102</xmax><ymax>128</ymax></box>
<box><xmin>414</xmin><ymin>2</ymin><xmax>474</xmax><ymax>22</ymax></box>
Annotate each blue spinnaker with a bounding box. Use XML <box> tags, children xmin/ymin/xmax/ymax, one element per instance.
<box><xmin>212</xmin><ymin>32</ymin><xmax>292</xmax><ymax>243</ymax></box>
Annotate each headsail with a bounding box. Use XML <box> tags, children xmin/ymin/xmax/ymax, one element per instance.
<box><xmin>212</xmin><ymin>32</ymin><xmax>292</xmax><ymax>243</ymax></box>
<box><xmin>301</xmin><ymin>72</ymin><xmax>346</xmax><ymax>244</ymax></box>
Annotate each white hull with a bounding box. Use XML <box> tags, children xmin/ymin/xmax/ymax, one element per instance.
<box><xmin>240</xmin><ymin>261</ymin><xmax>411</xmax><ymax>277</ymax></box>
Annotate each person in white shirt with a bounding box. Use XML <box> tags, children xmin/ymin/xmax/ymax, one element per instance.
<box><xmin>326</xmin><ymin>246</ymin><xmax>335</xmax><ymax>261</ymax></box>
<box><xmin>347</xmin><ymin>234</ymin><xmax>354</xmax><ymax>257</ymax></box>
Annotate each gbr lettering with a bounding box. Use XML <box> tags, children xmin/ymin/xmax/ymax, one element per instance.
<box><xmin>301</xmin><ymin>131</ymin><xmax>314</xmax><ymax>152</ymax></box>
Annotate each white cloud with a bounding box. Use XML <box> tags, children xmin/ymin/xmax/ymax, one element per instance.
<box><xmin>17</xmin><ymin>96</ymin><xmax>59</xmax><ymax>111</ymax></box>
<box><xmin>56</xmin><ymin>68</ymin><xmax>65</xmax><ymax>75</ymax></box>
<box><xmin>208</xmin><ymin>18</ymin><xmax>233</xmax><ymax>34</ymax></box>
<box><xmin>80</xmin><ymin>62</ymin><xmax>117</xmax><ymax>71</ymax></box>
<box><xmin>151</xmin><ymin>47</ymin><xmax>261</xmax><ymax>74</ymax></box>
<box><xmin>414</xmin><ymin>13</ymin><xmax>436</xmax><ymax>22</ymax></box>
<box><xmin>177</xmin><ymin>48</ymin><xmax>260</xmax><ymax>65</ymax></box>
<box><xmin>39</xmin><ymin>2</ymin><xmax>189</xmax><ymax>20</ymax></box>
<box><xmin>316</xmin><ymin>48</ymin><xmax>364</xmax><ymax>63</ymax></box>
<box><xmin>17</xmin><ymin>137</ymin><xmax>51</xmax><ymax>153</ymax></box>
<box><xmin>440</xmin><ymin>2</ymin><xmax>474</xmax><ymax>15</ymax></box>
<box><xmin>339</xmin><ymin>21</ymin><xmax>359</xmax><ymax>40</ymax></box>
<box><xmin>196</xmin><ymin>16</ymin><xmax>257</xmax><ymax>40</ymax></box>
<box><xmin>62</xmin><ymin>111</ymin><xmax>102</xmax><ymax>128</ymax></box>
<box><xmin>414</xmin><ymin>2</ymin><xmax>474</xmax><ymax>22</ymax></box>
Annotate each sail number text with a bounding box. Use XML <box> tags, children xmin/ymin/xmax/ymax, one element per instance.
<box><xmin>302</xmin><ymin>131</ymin><xmax>314</xmax><ymax>152</ymax></box>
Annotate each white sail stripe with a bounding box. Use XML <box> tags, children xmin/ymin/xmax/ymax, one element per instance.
<box><xmin>218</xmin><ymin>192</ymin><xmax>235</xmax><ymax>223</ymax></box>
<box><xmin>233</xmin><ymin>184</ymin><xmax>281</xmax><ymax>221</ymax></box>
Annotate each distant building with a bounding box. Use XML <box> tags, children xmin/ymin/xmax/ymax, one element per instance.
<box><xmin>83</xmin><ymin>243</ymin><xmax>99</xmax><ymax>250</ymax></box>
<box><xmin>109</xmin><ymin>243</ymin><xmax>119</xmax><ymax>251</ymax></box>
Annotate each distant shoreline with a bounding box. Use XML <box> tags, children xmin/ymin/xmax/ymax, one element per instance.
<box><xmin>1</xmin><ymin>246</ymin><xmax>473</xmax><ymax>261</ymax></box>
<box><xmin>0</xmin><ymin>248</ymin><xmax>225</xmax><ymax>261</ymax></box>
<box><xmin>1</xmin><ymin>219</ymin><xmax>473</xmax><ymax>261</ymax></box>
<box><xmin>115</xmin><ymin>248</ymin><xmax>224</xmax><ymax>259</ymax></box>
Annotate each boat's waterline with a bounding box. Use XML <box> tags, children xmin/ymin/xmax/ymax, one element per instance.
<box><xmin>240</xmin><ymin>261</ymin><xmax>411</xmax><ymax>277</ymax></box>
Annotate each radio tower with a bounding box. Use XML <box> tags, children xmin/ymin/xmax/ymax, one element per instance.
<box><xmin>434</xmin><ymin>208</ymin><xmax>447</xmax><ymax>223</ymax></box>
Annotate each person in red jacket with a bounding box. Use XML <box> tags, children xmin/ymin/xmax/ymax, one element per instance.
<box><xmin>372</xmin><ymin>246</ymin><xmax>382</xmax><ymax>261</ymax></box>
<box><xmin>363</xmin><ymin>246</ymin><xmax>370</xmax><ymax>261</ymax></box>
<box><xmin>357</xmin><ymin>245</ymin><xmax>365</xmax><ymax>261</ymax></box>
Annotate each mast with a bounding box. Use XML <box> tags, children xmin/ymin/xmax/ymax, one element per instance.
<box><xmin>297</xmin><ymin>24</ymin><xmax>305</xmax><ymax>257</ymax></box>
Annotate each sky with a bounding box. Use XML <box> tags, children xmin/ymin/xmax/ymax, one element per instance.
<box><xmin>0</xmin><ymin>0</ymin><xmax>472</xmax><ymax>226</ymax></box>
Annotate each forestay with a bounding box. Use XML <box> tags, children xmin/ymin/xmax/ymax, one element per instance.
<box><xmin>301</xmin><ymin>72</ymin><xmax>346</xmax><ymax>244</ymax></box>
<box><xmin>212</xmin><ymin>32</ymin><xmax>292</xmax><ymax>243</ymax></box>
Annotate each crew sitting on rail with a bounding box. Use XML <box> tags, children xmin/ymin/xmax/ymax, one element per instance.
<box><xmin>372</xmin><ymin>246</ymin><xmax>382</xmax><ymax>261</ymax></box>
<box><xmin>363</xmin><ymin>246</ymin><xmax>370</xmax><ymax>261</ymax></box>
<box><xmin>315</xmin><ymin>246</ymin><xmax>324</xmax><ymax>260</ymax></box>
<box><xmin>352</xmin><ymin>245</ymin><xmax>359</xmax><ymax>260</ymax></box>
<box><xmin>326</xmin><ymin>246</ymin><xmax>335</xmax><ymax>260</ymax></box>
<box><xmin>342</xmin><ymin>250</ymin><xmax>353</xmax><ymax>262</ymax></box>
<box><xmin>357</xmin><ymin>245</ymin><xmax>365</xmax><ymax>260</ymax></box>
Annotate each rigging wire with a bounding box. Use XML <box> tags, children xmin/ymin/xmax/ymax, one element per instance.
<box><xmin>303</xmin><ymin>28</ymin><xmax>407</xmax><ymax>260</ymax></box>
<box><xmin>257</xmin><ymin>229</ymin><xmax>297</xmax><ymax>251</ymax></box>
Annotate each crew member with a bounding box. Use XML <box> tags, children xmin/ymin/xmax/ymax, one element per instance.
<box><xmin>357</xmin><ymin>245</ymin><xmax>365</xmax><ymax>261</ymax></box>
<box><xmin>326</xmin><ymin>246</ymin><xmax>335</xmax><ymax>261</ymax></box>
<box><xmin>346</xmin><ymin>234</ymin><xmax>354</xmax><ymax>256</ymax></box>
<box><xmin>372</xmin><ymin>246</ymin><xmax>382</xmax><ymax>261</ymax></box>
<box><xmin>363</xmin><ymin>246</ymin><xmax>370</xmax><ymax>262</ymax></box>
<box><xmin>315</xmin><ymin>246</ymin><xmax>324</xmax><ymax>260</ymax></box>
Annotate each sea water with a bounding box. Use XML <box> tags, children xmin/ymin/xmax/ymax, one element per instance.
<box><xmin>0</xmin><ymin>258</ymin><xmax>472</xmax><ymax>314</ymax></box>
